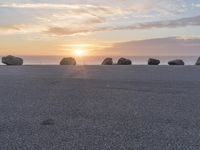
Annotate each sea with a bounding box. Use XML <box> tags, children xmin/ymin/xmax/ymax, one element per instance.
<box><xmin>0</xmin><ymin>56</ymin><xmax>199</xmax><ymax>65</ymax></box>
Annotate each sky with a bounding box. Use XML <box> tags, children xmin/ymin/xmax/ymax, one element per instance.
<box><xmin>0</xmin><ymin>0</ymin><xmax>200</xmax><ymax>56</ymax></box>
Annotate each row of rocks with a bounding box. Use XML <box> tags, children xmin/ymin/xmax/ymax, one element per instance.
<box><xmin>102</xmin><ymin>57</ymin><xmax>186</xmax><ymax>65</ymax></box>
<box><xmin>2</xmin><ymin>55</ymin><xmax>200</xmax><ymax>66</ymax></box>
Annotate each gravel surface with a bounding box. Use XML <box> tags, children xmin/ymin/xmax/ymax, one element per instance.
<box><xmin>0</xmin><ymin>65</ymin><xmax>200</xmax><ymax>150</ymax></box>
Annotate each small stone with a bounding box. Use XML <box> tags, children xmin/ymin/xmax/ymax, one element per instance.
<box><xmin>41</xmin><ymin>119</ymin><xmax>55</xmax><ymax>126</ymax></box>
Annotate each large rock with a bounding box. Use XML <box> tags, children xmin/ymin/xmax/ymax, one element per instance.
<box><xmin>60</xmin><ymin>57</ymin><xmax>76</xmax><ymax>65</ymax></box>
<box><xmin>117</xmin><ymin>58</ymin><xmax>132</xmax><ymax>65</ymax></box>
<box><xmin>195</xmin><ymin>57</ymin><xmax>200</xmax><ymax>65</ymax></box>
<box><xmin>2</xmin><ymin>55</ymin><xmax>23</xmax><ymax>65</ymax></box>
<box><xmin>148</xmin><ymin>58</ymin><xmax>160</xmax><ymax>65</ymax></box>
<box><xmin>102</xmin><ymin>58</ymin><xmax>113</xmax><ymax>65</ymax></box>
<box><xmin>168</xmin><ymin>59</ymin><xmax>184</xmax><ymax>65</ymax></box>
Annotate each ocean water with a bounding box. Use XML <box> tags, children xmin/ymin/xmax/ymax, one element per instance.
<box><xmin>0</xmin><ymin>56</ymin><xmax>199</xmax><ymax>65</ymax></box>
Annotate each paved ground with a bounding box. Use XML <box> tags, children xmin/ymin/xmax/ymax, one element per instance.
<box><xmin>0</xmin><ymin>65</ymin><xmax>200</xmax><ymax>150</ymax></box>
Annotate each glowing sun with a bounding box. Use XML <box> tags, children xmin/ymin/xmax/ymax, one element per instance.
<box><xmin>74</xmin><ymin>48</ymin><xmax>85</xmax><ymax>56</ymax></box>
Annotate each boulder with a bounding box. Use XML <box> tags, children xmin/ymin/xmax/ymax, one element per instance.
<box><xmin>102</xmin><ymin>58</ymin><xmax>113</xmax><ymax>65</ymax></box>
<box><xmin>2</xmin><ymin>55</ymin><xmax>23</xmax><ymax>65</ymax></box>
<box><xmin>195</xmin><ymin>57</ymin><xmax>200</xmax><ymax>65</ymax></box>
<box><xmin>117</xmin><ymin>58</ymin><xmax>132</xmax><ymax>65</ymax></box>
<box><xmin>168</xmin><ymin>59</ymin><xmax>184</xmax><ymax>65</ymax></box>
<box><xmin>148</xmin><ymin>58</ymin><xmax>160</xmax><ymax>65</ymax></box>
<box><xmin>60</xmin><ymin>57</ymin><xmax>76</xmax><ymax>65</ymax></box>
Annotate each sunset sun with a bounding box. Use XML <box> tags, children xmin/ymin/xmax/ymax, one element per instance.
<box><xmin>74</xmin><ymin>48</ymin><xmax>85</xmax><ymax>57</ymax></box>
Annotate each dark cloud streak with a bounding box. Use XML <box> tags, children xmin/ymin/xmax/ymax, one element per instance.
<box><xmin>45</xmin><ymin>15</ymin><xmax>200</xmax><ymax>36</ymax></box>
